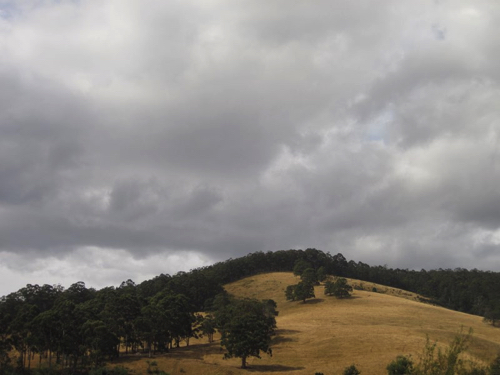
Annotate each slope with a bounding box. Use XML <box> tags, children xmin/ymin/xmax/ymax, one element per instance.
<box><xmin>120</xmin><ymin>272</ymin><xmax>500</xmax><ymax>375</ymax></box>
<box><xmin>222</xmin><ymin>272</ymin><xmax>500</xmax><ymax>375</ymax></box>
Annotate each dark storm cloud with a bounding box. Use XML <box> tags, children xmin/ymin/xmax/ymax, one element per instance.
<box><xmin>1</xmin><ymin>0</ymin><xmax>500</xmax><ymax>295</ymax></box>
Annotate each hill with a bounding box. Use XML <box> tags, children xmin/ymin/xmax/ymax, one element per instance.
<box><xmin>120</xmin><ymin>272</ymin><xmax>500</xmax><ymax>375</ymax></box>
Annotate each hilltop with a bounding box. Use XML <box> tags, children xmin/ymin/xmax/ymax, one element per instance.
<box><xmin>120</xmin><ymin>272</ymin><xmax>500</xmax><ymax>375</ymax></box>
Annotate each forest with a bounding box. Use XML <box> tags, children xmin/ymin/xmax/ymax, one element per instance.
<box><xmin>1</xmin><ymin>248</ymin><xmax>499</xmax><ymax>374</ymax></box>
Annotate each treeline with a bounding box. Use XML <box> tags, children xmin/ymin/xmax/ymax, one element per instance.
<box><xmin>1</xmin><ymin>248</ymin><xmax>500</xmax><ymax>373</ymax></box>
<box><xmin>191</xmin><ymin>248</ymin><xmax>500</xmax><ymax>321</ymax></box>
<box><xmin>0</xmin><ymin>276</ymin><xmax>224</xmax><ymax>374</ymax></box>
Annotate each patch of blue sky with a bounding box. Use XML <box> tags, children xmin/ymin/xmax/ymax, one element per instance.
<box><xmin>0</xmin><ymin>0</ymin><xmax>81</xmax><ymax>19</ymax></box>
<box><xmin>0</xmin><ymin>1</ymin><xmax>20</xmax><ymax>19</ymax></box>
<box><xmin>365</xmin><ymin>107</ymin><xmax>394</xmax><ymax>143</ymax></box>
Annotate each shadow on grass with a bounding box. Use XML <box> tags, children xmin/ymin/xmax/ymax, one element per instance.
<box><xmin>245</xmin><ymin>364</ymin><xmax>305</xmax><ymax>372</ymax></box>
<box><xmin>271</xmin><ymin>336</ymin><xmax>295</xmax><ymax>345</ymax></box>
<box><xmin>304</xmin><ymin>298</ymin><xmax>324</xmax><ymax>304</ymax></box>
<box><xmin>325</xmin><ymin>295</ymin><xmax>361</xmax><ymax>300</ymax></box>
<box><xmin>114</xmin><ymin>341</ymin><xmax>222</xmax><ymax>364</ymax></box>
<box><xmin>271</xmin><ymin>329</ymin><xmax>301</xmax><ymax>345</ymax></box>
<box><xmin>168</xmin><ymin>342</ymin><xmax>223</xmax><ymax>360</ymax></box>
<box><xmin>274</xmin><ymin>329</ymin><xmax>300</xmax><ymax>335</ymax></box>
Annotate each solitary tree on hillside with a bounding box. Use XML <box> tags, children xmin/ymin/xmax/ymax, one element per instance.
<box><xmin>218</xmin><ymin>298</ymin><xmax>277</xmax><ymax>369</ymax></box>
<box><xmin>324</xmin><ymin>277</ymin><xmax>353</xmax><ymax>299</ymax></box>
<box><xmin>295</xmin><ymin>282</ymin><xmax>315</xmax><ymax>303</ymax></box>
<box><xmin>285</xmin><ymin>282</ymin><xmax>315</xmax><ymax>303</ymax></box>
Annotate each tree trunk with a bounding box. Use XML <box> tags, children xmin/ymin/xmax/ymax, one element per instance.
<box><xmin>241</xmin><ymin>356</ymin><xmax>247</xmax><ymax>369</ymax></box>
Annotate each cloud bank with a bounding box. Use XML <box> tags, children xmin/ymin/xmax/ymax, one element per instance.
<box><xmin>1</xmin><ymin>0</ymin><xmax>499</xmax><ymax>295</ymax></box>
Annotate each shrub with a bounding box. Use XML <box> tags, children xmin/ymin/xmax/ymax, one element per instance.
<box><xmin>387</xmin><ymin>355</ymin><xmax>413</xmax><ymax>375</ymax></box>
<box><xmin>387</xmin><ymin>329</ymin><xmax>488</xmax><ymax>375</ymax></box>
<box><xmin>146</xmin><ymin>360</ymin><xmax>169</xmax><ymax>375</ymax></box>
<box><xmin>344</xmin><ymin>364</ymin><xmax>361</xmax><ymax>375</ymax></box>
<box><xmin>490</xmin><ymin>355</ymin><xmax>500</xmax><ymax>375</ymax></box>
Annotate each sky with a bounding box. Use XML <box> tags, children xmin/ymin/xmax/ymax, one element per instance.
<box><xmin>1</xmin><ymin>0</ymin><xmax>500</xmax><ymax>297</ymax></box>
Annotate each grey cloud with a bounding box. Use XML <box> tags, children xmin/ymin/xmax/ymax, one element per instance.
<box><xmin>2</xmin><ymin>0</ymin><xmax>500</xmax><ymax>295</ymax></box>
<box><xmin>432</xmin><ymin>24</ymin><xmax>447</xmax><ymax>40</ymax></box>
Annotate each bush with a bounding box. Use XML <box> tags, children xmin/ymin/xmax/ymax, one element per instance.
<box><xmin>344</xmin><ymin>364</ymin><xmax>361</xmax><ymax>375</ymax></box>
<box><xmin>387</xmin><ymin>329</ymin><xmax>489</xmax><ymax>375</ymax></box>
<box><xmin>491</xmin><ymin>355</ymin><xmax>500</xmax><ymax>375</ymax></box>
<box><xmin>387</xmin><ymin>355</ymin><xmax>413</xmax><ymax>375</ymax></box>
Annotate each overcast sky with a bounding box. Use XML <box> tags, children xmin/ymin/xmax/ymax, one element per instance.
<box><xmin>1</xmin><ymin>0</ymin><xmax>499</xmax><ymax>296</ymax></box>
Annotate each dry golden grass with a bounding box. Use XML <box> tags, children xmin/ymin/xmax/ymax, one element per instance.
<box><xmin>118</xmin><ymin>272</ymin><xmax>500</xmax><ymax>375</ymax></box>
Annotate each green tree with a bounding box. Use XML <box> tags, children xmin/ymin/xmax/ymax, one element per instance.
<box><xmin>324</xmin><ymin>278</ymin><xmax>353</xmax><ymax>299</ymax></box>
<box><xmin>294</xmin><ymin>282</ymin><xmax>315</xmax><ymax>303</ymax></box>
<box><xmin>301</xmin><ymin>268</ymin><xmax>319</xmax><ymax>285</ymax></box>
<box><xmin>137</xmin><ymin>290</ymin><xmax>194</xmax><ymax>356</ymax></box>
<box><xmin>316</xmin><ymin>266</ymin><xmax>327</xmax><ymax>282</ymax></box>
<box><xmin>285</xmin><ymin>282</ymin><xmax>315</xmax><ymax>303</ymax></box>
<box><xmin>200</xmin><ymin>314</ymin><xmax>217</xmax><ymax>343</ymax></box>
<box><xmin>81</xmin><ymin>319</ymin><xmax>120</xmax><ymax>368</ymax></box>
<box><xmin>484</xmin><ymin>305</ymin><xmax>500</xmax><ymax>327</ymax></box>
<box><xmin>293</xmin><ymin>260</ymin><xmax>312</xmax><ymax>276</ymax></box>
<box><xmin>285</xmin><ymin>285</ymin><xmax>297</xmax><ymax>301</ymax></box>
<box><xmin>218</xmin><ymin>298</ymin><xmax>277</xmax><ymax>369</ymax></box>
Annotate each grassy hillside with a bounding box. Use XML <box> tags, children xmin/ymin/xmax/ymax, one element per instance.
<box><xmin>120</xmin><ymin>272</ymin><xmax>500</xmax><ymax>375</ymax></box>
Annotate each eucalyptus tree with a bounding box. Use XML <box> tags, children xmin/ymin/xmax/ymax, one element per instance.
<box><xmin>217</xmin><ymin>298</ymin><xmax>277</xmax><ymax>369</ymax></box>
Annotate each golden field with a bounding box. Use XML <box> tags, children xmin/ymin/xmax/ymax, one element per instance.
<box><xmin>119</xmin><ymin>272</ymin><xmax>500</xmax><ymax>375</ymax></box>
